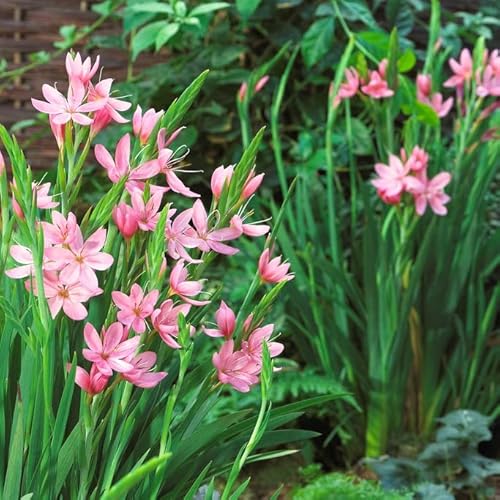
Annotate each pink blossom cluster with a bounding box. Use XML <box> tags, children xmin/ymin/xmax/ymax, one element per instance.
<box><xmin>5</xmin><ymin>51</ymin><xmax>294</xmax><ymax>399</ymax></box>
<box><xmin>6</xmin><ymin>210</ymin><xmax>113</xmax><ymax>320</ymax></box>
<box><xmin>207</xmin><ymin>302</ymin><xmax>284</xmax><ymax>392</ymax></box>
<box><xmin>371</xmin><ymin>146</ymin><xmax>452</xmax><ymax>216</ymax></box>
<box><xmin>334</xmin><ymin>59</ymin><xmax>394</xmax><ymax>107</ymax></box>
<box><xmin>32</xmin><ymin>52</ymin><xmax>131</xmax><ymax>141</ymax></box>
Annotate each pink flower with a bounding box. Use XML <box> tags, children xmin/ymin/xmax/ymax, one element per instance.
<box><xmin>131</xmin><ymin>191</ymin><xmax>163</xmax><ymax>232</ymax></box>
<box><xmin>258</xmin><ymin>248</ymin><xmax>294</xmax><ymax>284</ymax></box>
<box><xmin>371</xmin><ymin>154</ymin><xmax>410</xmax><ymax>200</ymax></box>
<box><xmin>429</xmin><ymin>93</ymin><xmax>454</xmax><ymax>117</ymax></box>
<box><xmin>189</xmin><ymin>200</ymin><xmax>242</xmax><ymax>255</ymax></box>
<box><xmin>83</xmin><ymin>322</ymin><xmax>140</xmax><ymax>376</ymax></box>
<box><xmin>40</xmin><ymin>271</ymin><xmax>100</xmax><ymax>320</ymax></box>
<box><xmin>95</xmin><ymin>134</ymin><xmax>160</xmax><ymax>184</ymax></box>
<box><xmin>230</xmin><ymin>214</ymin><xmax>270</xmax><ymax>238</ymax></box>
<box><xmin>41</xmin><ymin>210</ymin><xmax>79</xmax><ymax>246</ymax></box>
<box><xmin>65</xmin><ymin>52</ymin><xmax>100</xmax><ymax>87</ymax></box>
<box><xmin>211</xmin><ymin>165</ymin><xmax>234</xmax><ymax>199</ymax></box>
<box><xmin>212</xmin><ymin>340</ymin><xmax>260</xmax><ymax>393</ymax></box>
<box><xmin>141</xmin><ymin>148</ymin><xmax>199</xmax><ymax>198</ymax></box>
<box><xmin>157</xmin><ymin>127</ymin><xmax>185</xmax><ymax>150</ymax></box>
<box><xmin>31</xmin><ymin>82</ymin><xmax>101</xmax><ymax>125</ymax></box>
<box><xmin>238</xmin><ymin>82</ymin><xmax>248</xmax><ymax>102</ymax></box>
<box><xmin>361</xmin><ymin>71</ymin><xmax>394</xmax><ymax>99</ymax></box>
<box><xmin>165</xmin><ymin>208</ymin><xmax>201</xmax><ymax>263</ymax></box>
<box><xmin>406</xmin><ymin>146</ymin><xmax>429</xmax><ymax>173</ymax></box>
<box><xmin>35</xmin><ymin>182</ymin><xmax>59</xmax><ymax>209</ymax></box>
<box><xmin>406</xmin><ymin>171</ymin><xmax>452</xmax><ymax>216</ymax></box>
<box><xmin>444</xmin><ymin>48</ymin><xmax>473</xmax><ymax>89</ymax></box>
<box><xmin>476</xmin><ymin>65</ymin><xmax>500</xmax><ymax>97</ymax></box>
<box><xmin>334</xmin><ymin>68</ymin><xmax>359</xmax><ymax>107</ymax></box>
<box><xmin>169</xmin><ymin>260</ymin><xmax>209</xmax><ymax>306</ymax></box>
<box><xmin>112</xmin><ymin>203</ymin><xmax>139</xmax><ymax>240</ymax></box>
<box><xmin>241</xmin><ymin>324</ymin><xmax>284</xmax><ymax>365</ymax></box>
<box><xmin>203</xmin><ymin>301</ymin><xmax>236</xmax><ymax>339</ymax></box>
<box><xmin>112</xmin><ymin>283</ymin><xmax>159</xmax><ymax>333</ymax></box>
<box><xmin>87</xmin><ymin>78</ymin><xmax>131</xmax><ymax>124</ymax></box>
<box><xmin>151</xmin><ymin>299</ymin><xmax>193</xmax><ymax>349</ymax></box>
<box><xmin>121</xmin><ymin>352</ymin><xmax>167</xmax><ymax>388</ymax></box>
<box><xmin>242</xmin><ymin>168</ymin><xmax>264</xmax><ymax>199</ymax></box>
<box><xmin>133</xmin><ymin>105</ymin><xmax>164</xmax><ymax>144</ymax></box>
<box><xmin>44</xmin><ymin>227</ymin><xmax>113</xmax><ymax>291</ymax></box>
<box><xmin>73</xmin><ymin>364</ymin><xmax>109</xmax><ymax>396</ymax></box>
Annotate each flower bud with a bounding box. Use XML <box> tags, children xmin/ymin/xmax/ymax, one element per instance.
<box><xmin>112</xmin><ymin>203</ymin><xmax>138</xmax><ymax>240</ymax></box>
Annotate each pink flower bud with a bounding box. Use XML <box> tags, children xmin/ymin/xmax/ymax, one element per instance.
<box><xmin>238</xmin><ymin>82</ymin><xmax>248</xmax><ymax>102</ymax></box>
<box><xmin>49</xmin><ymin>115</ymin><xmax>65</xmax><ymax>150</ymax></box>
<box><xmin>258</xmin><ymin>248</ymin><xmax>294</xmax><ymax>284</ymax></box>
<box><xmin>211</xmin><ymin>165</ymin><xmax>234</xmax><ymax>199</ymax></box>
<box><xmin>242</xmin><ymin>169</ymin><xmax>264</xmax><ymax>199</ymax></box>
<box><xmin>0</xmin><ymin>151</ymin><xmax>5</xmax><ymax>175</ymax></box>
<box><xmin>416</xmin><ymin>74</ymin><xmax>432</xmax><ymax>101</ymax></box>
<box><xmin>133</xmin><ymin>105</ymin><xmax>164</xmax><ymax>145</ymax></box>
<box><xmin>112</xmin><ymin>203</ymin><xmax>139</xmax><ymax>240</ymax></box>
<box><xmin>254</xmin><ymin>75</ymin><xmax>269</xmax><ymax>93</ymax></box>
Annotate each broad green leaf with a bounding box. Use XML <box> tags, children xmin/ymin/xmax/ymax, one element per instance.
<box><xmin>301</xmin><ymin>17</ymin><xmax>334</xmax><ymax>68</ymax></box>
<box><xmin>129</xmin><ymin>2</ymin><xmax>173</xmax><ymax>14</ymax></box>
<box><xmin>236</xmin><ymin>0</ymin><xmax>261</xmax><ymax>20</ymax></box>
<box><xmin>155</xmin><ymin>23</ymin><xmax>180</xmax><ymax>51</ymax></box>
<box><xmin>414</xmin><ymin>101</ymin><xmax>439</xmax><ymax>127</ymax></box>
<box><xmin>132</xmin><ymin>21</ymin><xmax>166</xmax><ymax>60</ymax></box>
<box><xmin>339</xmin><ymin>0</ymin><xmax>378</xmax><ymax>29</ymax></box>
<box><xmin>190</xmin><ymin>2</ymin><xmax>229</xmax><ymax>17</ymax></box>
<box><xmin>398</xmin><ymin>49</ymin><xmax>416</xmax><ymax>72</ymax></box>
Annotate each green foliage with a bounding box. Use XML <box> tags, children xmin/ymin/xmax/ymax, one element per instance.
<box><xmin>369</xmin><ymin>410</ymin><xmax>500</xmax><ymax>497</ymax></box>
<box><xmin>292</xmin><ymin>472</ymin><xmax>412</xmax><ymax>500</ymax></box>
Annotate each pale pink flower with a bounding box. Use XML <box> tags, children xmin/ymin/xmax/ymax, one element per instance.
<box><xmin>31</xmin><ymin>82</ymin><xmax>101</xmax><ymax>125</ymax></box>
<box><xmin>188</xmin><ymin>200</ymin><xmax>242</xmax><ymax>255</ymax></box>
<box><xmin>40</xmin><ymin>271</ymin><xmax>100</xmax><ymax>320</ymax></box>
<box><xmin>95</xmin><ymin>134</ymin><xmax>159</xmax><ymax>184</ymax></box>
<box><xmin>5</xmin><ymin>245</ymin><xmax>38</xmax><ymax>279</ymax></box>
<box><xmin>35</xmin><ymin>182</ymin><xmax>59</xmax><ymax>209</ymax></box>
<box><xmin>73</xmin><ymin>364</ymin><xmax>109</xmax><ymax>396</ymax></box>
<box><xmin>112</xmin><ymin>203</ymin><xmax>139</xmax><ymax>240</ymax></box>
<box><xmin>406</xmin><ymin>146</ymin><xmax>429</xmax><ymax>173</ymax></box>
<box><xmin>83</xmin><ymin>322</ymin><xmax>140</xmax><ymax>376</ymax></box>
<box><xmin>212</xmin><ymin>340</ymin><xmax>260</xmax><ymax>393</ymax></box>
<box><xmin>203</xmin><ymin>300</ymin><xmax>236</xmax><ymax>339</ymax></box>
<box><xmin>156</xmin><ymin>127</ymin><xmax>185</xmax><ymax>150</ymax></box>
<box><xmin>258</xmin><ymin>248</ymin><xmax>294</xmax><ymax>284</ymax></box>
<box><xmin>131</xmin><ymin>191</ymin><xmax>163</xmax><ymax>232</ymax></box>
<box><xmin>65</xmin><ymin>52</ymin><xmax>100</xmax><ymax>87</ymax></box>
<box><xmin>112</xmin><ymin>283</ymin><xmax>159</xmax><ymax>333</ymax></box>
<box><xmin>444</xmin><ymin>48</ymin><xmax>473</xmax><ymax>89</ymax></box>
<box><xmin>45</xmin><ymin>227</ymin><xmax>113</xmax><ymax>290</ymax></box>
<box><xmin>334</xmin><ymin>68</ymin><xmax>359</xmax><ymax>107</ymax></box>
<box><xmin>242</xmin><ymin>168</ymin><xmax>264</xmax><ymax>199</ymax></box>
<box><xmin>371</xmin><ymin>154</ymin><xmax>410</xmax><ymax>200</ymax></box>
<box><xmin>230</xmin><ymin>214</ymin><xmax>269</xmax><ymax>238</ymax></box>
<box><xmin>211</xmin><ymin>165</ymin><xmax>234</xmax><ymax>199</ymax></box>
<box><xmin>406</xmin><ymin>172</ymin><xmax>452</xmax><ymax>216</ymax></box>
<box><xmin>151</xmin><ymin>299</ymin><xmax>192</xmax><ymax>348</ymax></box>
<box><xmin>241</xmin><ymin>324</ymin><xmax>284</xmax><ymax>365</ymax></box>
<box><xmin>169</xmin><ymin>260</ymin><xmax>209</xmax><ymax>306</ymax></box>
<box><xmin>133</xmin><ymin>105</ymin><xmax>164</xmax><ymax>144</ymax></box>
<box><xmin>41</xmin><ymin>210</ymin><xmax>79</xmax><ymax>246</ymax></box>
<box><xmin>165</xmin><ymin>208</ymin><xmax>201</xmax><ymax>263</ymax></box>
<box><xmin>361</xmin><ymin>71</ymin><xmax>394</xmax><ymax>99</ymax></box>
<box><xmin>121</xmin><ymin>352</ymin><xmax>167</xmax><ymax>388</ymax></box>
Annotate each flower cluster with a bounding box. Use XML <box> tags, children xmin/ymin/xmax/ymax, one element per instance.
<box><xmin>371</xmin><ymin>146</ymin><xmax>452</xmax><ymax>216</ymax></box>
<box><xmin>5</xmin><ymin>51</ymin><xmax>294</xmax><ymax>399</ymax></box>
<box><xmin>416</xmin><ymin>74</ymin><xmax>454</xmax><ymax>118</ymax></box>
<box><xmin>334</xmin><ymin>59</ymin><xmax>394</xmax><ymax>107</ymax></box>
